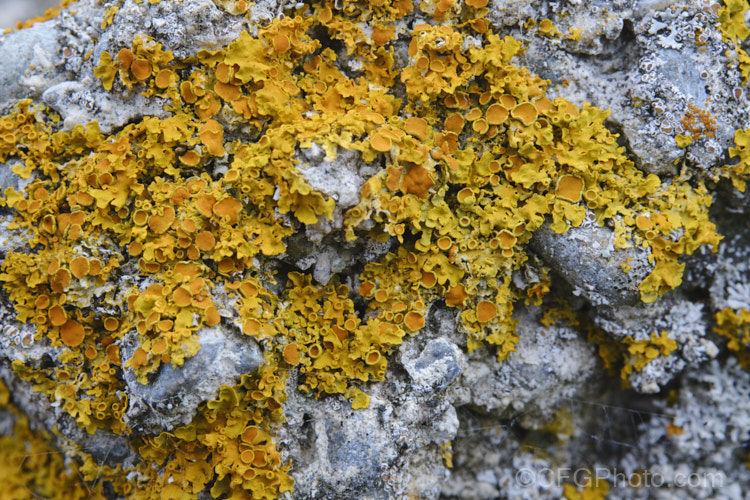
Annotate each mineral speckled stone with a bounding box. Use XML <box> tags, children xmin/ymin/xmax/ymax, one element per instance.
<box><xmin>1</xmin><ymin>0</ymin><xmax>750</xmax><ymax>499</ymax></box>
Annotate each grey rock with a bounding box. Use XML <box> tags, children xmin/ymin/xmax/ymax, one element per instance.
<box><xmin>0</xmin><ymin>0</ymin><xmax>60</xmax><ymax>30</ymax></box>
<box><xmin>530</xmin><ymin>216</ymin><xmax>653</xmax><ymax>307</ymax></box>
<box><xmin>42</xmin><ymin>79</ymin><xmax>170</xmax><ymax>133</ymax></box>
<box><xmin>280</xmin><ymin>386</ymin><xmax>456</xmax><ymax>499</ymax></box>
<box><xmin>0</xmin><ymin>407</ymin><xmax>16</xmax><ymax>436</ymax></box>
<box><xmin>0</xmin><ymin>359</ymin><xmax>138</xmax><ymax>468</ymax></box>
<box><xmin>123</xmin><ymin>325</ymin><xmax>264</xmax><ymax>432</ymax></box>
<box><xmin>0</xmin><ymin>21</ymin><xmax>65</xmax><ymax>109</ymax></box>
<box><xmin>401</xmin><ymin>338</ymin><xmax>462</xmax><ymax>392</ymax></box>
<box><xmin>610</xmin><ymin>358</ymin><xmax>750</xmax><ymax>499</ymax></box>
<box><xmin>0</xmin><ymin>215</ymin><xmax>29</xmax><ymax>258</ymax></box>
<box><xmin>297</xmin><ymin>145</ymin><xmax>375</xmax><ymax>211</ymax></box>
<box><xmin>288</xmin><ymin>145</ymin><xmax>390</xmax><ymax>285</ymax></box>
<box><xmin>451</xmin><ymin>304</ymin><xmax>600</xmax><ymax>429</ymax></box>
<box><xmin>2</xmin><ymin>0</ymin><xmax>750</xmax><ymax>498</ymax></box>
<box><xmin>285</xmin><ymin>221</ymin><xmax>395</xmax><ymax>286</ymax></box>
<box><xmin>709</xmin><ymin>232</ymin><xmax>750</xmax><ymax>314</ymax></box>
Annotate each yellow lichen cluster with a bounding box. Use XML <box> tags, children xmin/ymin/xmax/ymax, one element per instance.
<box><xmin>537</xmin><ymin>18</ymin><xmax>562</xmax><ymax>38</ymax></box>
<box><xmin>718</xmin><ymin>0</ymin><xmax>750</xmax><ymax>83</ymax></box>
<box><xmin>95</xmin><ymin>35</ymin><xmax>178</xmax><ymax>93</ymax></box>
<box><xmin>16</xmin><ymin>361</ymin><xmax>294</xmax><ymax>500</ymax></box>
<box><xmin>126</xmin><ymin>362</ymin><xmax>293</xmax><ymax>499</ymax></box>
<box><xmin>441</xmin><ymin>441</ymin><xmax>454</xmax><ymax>468</ymax></box>
<box><xmin>714</xmin><ymin>307</ymin><xmax>750</xmax><ymax>368</ymax></box>
<box><xmin>540</xmin><ymin>302</ymin><xmax>678</xmax><ymax>385</ymax></box>
<box><xmin>0</xmin><ymin>0</ymin><xmax>740</xmax><ymax>497</ymax></box>
<box><xmin>346</xmin><ymin>16</ymin><xmax>721</xmax><ymax>361</ymax></box>
<box><xmin>0</xmin><ymin>379</ymin><xmax>102</xmax><ymax>499</ymax></box>
<box><xmin>723</xmin><ymin>127</ymin><xmax>750</xmax><ymax>191</ymax></box>
<box><xmin>275</xmin><ymin>272</ymin><xmax>405</xmax><ymax>408</ymax></box>
<box><xmin>562</xmin><ymin>476</ymin><xmax>610</xmax><ymax>500</ymax></box>
<box><xmin>621</xmin><ymin>331</ymin><xmax>678</xmax><ymax>377</ymax></box>
<box><xmin>540</xmin><ymin>407</ymin><xmax>575</xmax><ymax>439</ymax></box>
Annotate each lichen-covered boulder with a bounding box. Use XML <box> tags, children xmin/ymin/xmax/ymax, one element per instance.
<box><xmin>2</xmin><ymin>0</ymin><xmax>750</xmax><ymax>499</ymax></box>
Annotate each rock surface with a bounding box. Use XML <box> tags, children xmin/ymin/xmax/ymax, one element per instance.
<box><xmin>0</xmin><ymin>1</ymin><xmax>750</xmax><ymax>499</ymax></box>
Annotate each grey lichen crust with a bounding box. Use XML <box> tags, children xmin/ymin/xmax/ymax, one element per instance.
<box><xmin>1</xmin><ymin>0</ymin><xmax>750</xmax><ymax>499</ymax></box>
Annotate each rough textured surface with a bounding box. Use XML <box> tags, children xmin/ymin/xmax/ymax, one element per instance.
<box><xmin>123</xmin><ymin>325</ymin><xmax>265</xmax><ymax>432</ymax></box>
<box><xmin>450</xmin><ymin>304</ymin><xmax>600</xmax><ymax>424</ymax></box>
<box><xmin>530</xmin><ymin>215</ymin><xmax>652</xmax><ymax>307</ymax></box>
<box><xmin>0</xmin><ymin>0</ymin><xmax>60</xmax><ymax>29</ymax></box>
<box><xmin>1</xmin><ymin>1</ymin><xmax>750</xmax><ymax>499</ymax></box>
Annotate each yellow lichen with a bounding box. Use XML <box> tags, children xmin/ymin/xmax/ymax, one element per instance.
<box><xmin>718</xmin><ymin>0</ymin><xmax>750</xmax><ymax>83</ymax></box>
<box><xmin>563</xmin><ymin>476</ymin><xmax>610</xmax><ymax>500</ymax></box>
<box><xmin>622</xmin><ymin>331</ymin><xmax>678</xmax><ymax>378</ymax></box>
<box><xmin>538</xmin><ymin>19</ymin><xmax>562</xmax><ymax>38</ymax></box>
<box><xmin>718</xmin><ymin>0</ymin><xmax>750</xmax><ymax>43</ymax></box>
<box><xmin>60</xmin><ymin>319</ymin><xmax>86</xmax><ymax>347</ymax></box>
<box><xmin>723</xmin><ymin>127</ymin><xmax>750</xmax><ymax>191</ymax></box>
<box><xmin>0</xmin><ymin>1</ymin><xmax>739</xmax><ymax>497</ymax></box>
<box><xmin>0</xmin><ymin>381</ymin><xmax>102</xmax><ymax>498</ymax></box>
<box><xmin>715</xmin><ymin>308</ymin><xmax>750</xmax><ymax>368</ymax></box>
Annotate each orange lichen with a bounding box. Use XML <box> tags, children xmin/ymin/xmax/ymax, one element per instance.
<box><xmin>131</xmin><ymin>59</ymin><xmax>153</xmax><ymax>81</ymax></box>
<box><xmin>401</xmin><ymin>165</ymin><xmax>434</xmax><ymax>198</ymax></box>
<box><xmin>635</xmin><ymin>215</ymin><xmax>653</xmax><ymax>231</ymax></box>
<box><xmin>511</xmin><ymin>102</ymin><xmax>538</xmax><ymax>125</ymax></box>
<box><xmin>147</xmin><ymin>206</ymin><xmax>175</xmax><ymax>233</ymax></box>
<box><xmin>497</xmin><ymin>230</ymin><xmax>517</xmax><ymax>250</ymax></box>
<box><xmin>404</xmin><ymin>117</ymin><xmax>430</xmax><ymax>140</ymax></box>
<box><xmin>60</xmin><ymin>319</ymin><xmax>85</xmax><ymax>347</ymax></box>
<box><xmin>104</xmin><ymin>317</ymin><xmax>119</xmax><ymax>331</ymax></box>
<box><xmin>117</xmin><ymin>48</ymin><xmax>134</xmax><ymax>68</ymax></box>
<box><xmin>199</xmin><ymin>119</ymin><xmax>225</xmax><ymax>156</ymax></box>
<box><xmin>195</xmin><ymin>231</ymin><xmax>216</xmax><ymax>251</ymax></box>
<box><xmin>486</xmin><ymin>103</ymin><xmax>509</xmax><ymax>124</ymax></box>
<box><xmin>680</xmin><ymin>103</ymin><xmax>716</xmax><ymax>140</ymax></box>
<box><xmin>273</xmin><ymin>34</ymin><xmax>291</xmax><ymax>53</ymax></box>
<box><xmin>445</xmin><ymin>284</ymin><xmax>468</xmax><ymax>306</ymax></box>
<box><xmin>372</xmin><ymin>25</ymin><xmax>396</xmax><ymax>46</ymax></box>
<box><xmin>476</xmin><ymin>301</ymin><xmax>497</xmax><ymax>322</ymax></box>
<box><xmin>155</xmin><ymin>69</ymin><xmax>174</xmax><ymax>89</ymax></box>
<box><xmin>444</xmin><ymin>113</ymin><xmax>465</xmax><ymax>133</ymax></box>
<box><xmin>283</xmin><ymin>343</ymin><xmax>300</xmax><ymax>365</ymax></box>
<box><xmin>0</xmin><ymin>2</ymin><xmax>735</xmax><ymax>498</ymax></box>
<box><xmin>205</xmin><ymin>306</ymin><xmax>221</xmax><ymax>326</ymax></box>
<box><xmin>48</xmin><ymin>305</ymin><xmax>67</xmax><ymax>326</ymax></box>
<box><xmin>556</xmin><ymin>174</ymin><xmax>584</xmax><ymax>203</ymax></box>
<box><xmin>421</xmin><ymin>271</ymin><xmax>437</xmax><ymax>287</ymax></box>
<box><xmin>370</xmin><ymin>131</ymin><xmax>392</xmax><ymax>152</ymax></box>
<box><xmin>131</xmin><ymin>347</ymin><xmax>148</xmax><ymax>368</ymax></box>
<box><xmin>213</xmin><ymin>197</ymin><xmax>242</xmax><ymax>224</ymax></box>
<box><xmin>404</xmin><ymin>311</ymin><xmax>426</xmax><ymax>331</ymax></box>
